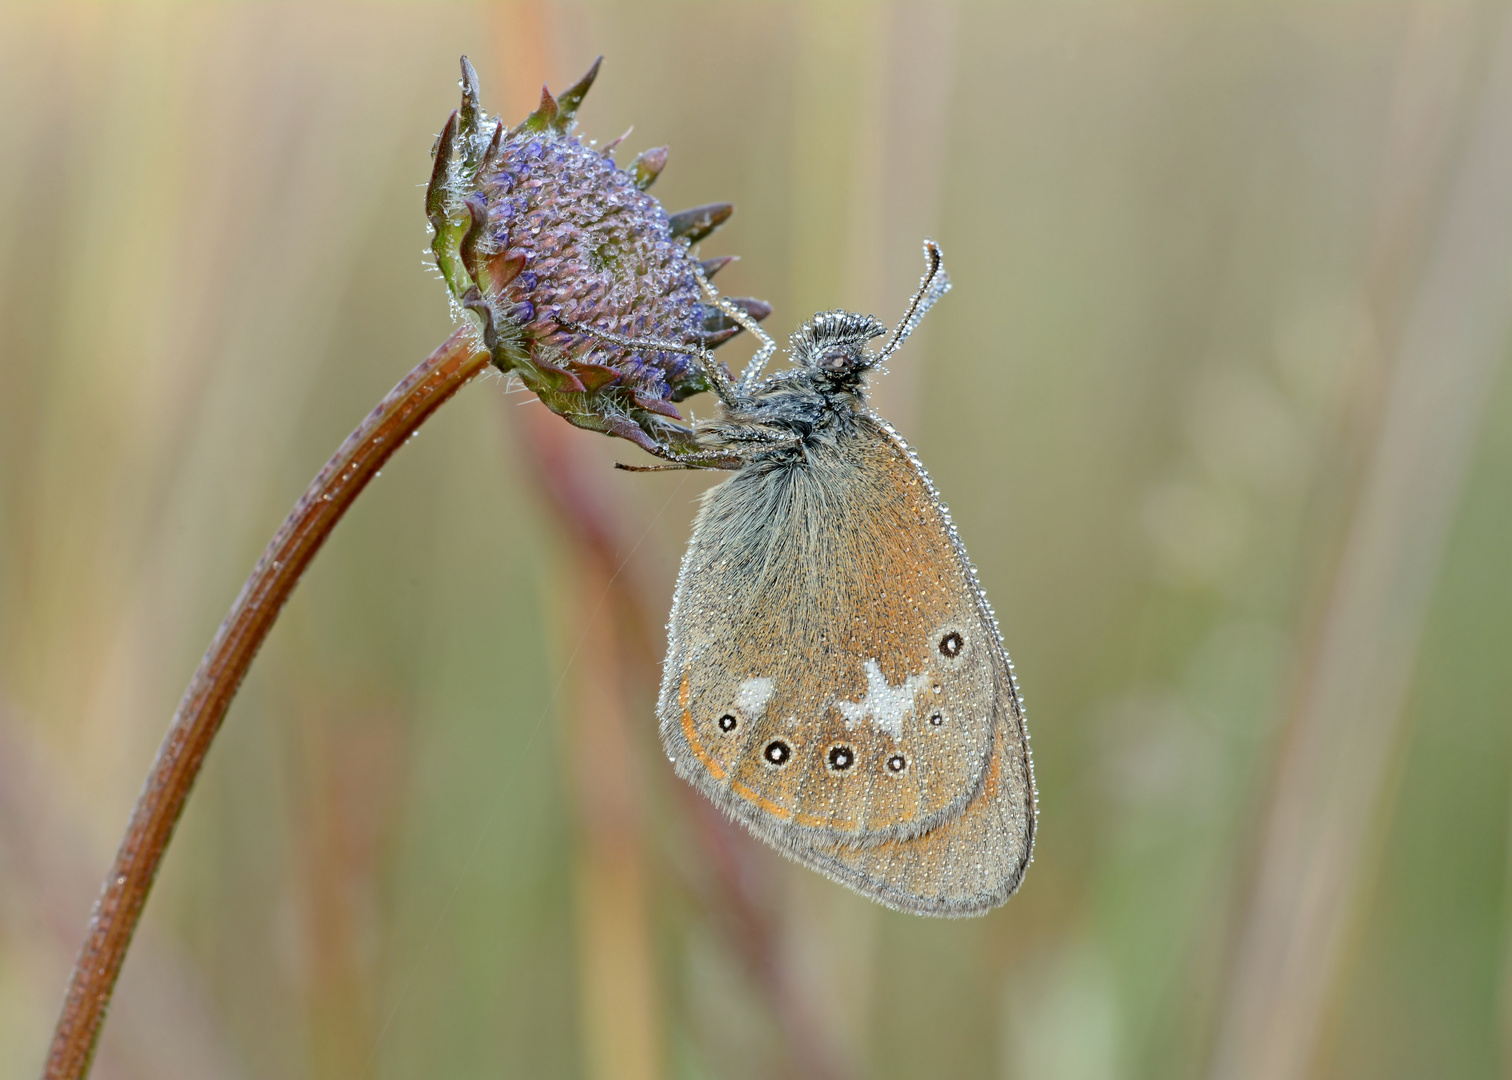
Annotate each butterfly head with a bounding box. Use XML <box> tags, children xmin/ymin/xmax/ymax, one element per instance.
<box><xmin>789</xmin><ymin>311</ymin><xmax>888</xmax><ymax>387</ymax></box>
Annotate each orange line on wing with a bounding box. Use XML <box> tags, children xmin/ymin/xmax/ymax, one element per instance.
<box><xmin>733</xmin><ymin>780</ymin><xmax>792</xmax><ymax>819</ymax></box>
<box><xmin>678</xmin><ymin>671</ymin><xmax>865</xmax><ymax>828</ymax></box>
<box><xmin>680</xmin><ymin>672</ymin><xmax>726</xmax><ymax>781</ymax></box>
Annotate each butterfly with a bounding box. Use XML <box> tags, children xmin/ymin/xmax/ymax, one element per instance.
<box><xmin>568</xmin><ymin>242</ymin><xmax>1034</xmax><ymax>916</ymax></box>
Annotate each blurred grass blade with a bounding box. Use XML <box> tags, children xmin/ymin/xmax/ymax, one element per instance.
<box><xmin>1207</xmin><ymin>14</ymin><xmax>1512</xmax><ymax>1079</ymax></box>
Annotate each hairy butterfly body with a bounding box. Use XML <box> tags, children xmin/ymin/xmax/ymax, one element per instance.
<box><xmin>565</xmin><ymin>242</ymin><xmax>1035</xmax><ymax>916</ymax></box>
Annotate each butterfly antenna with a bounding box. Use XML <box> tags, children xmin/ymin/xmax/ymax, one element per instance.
<box><xmin>874</xmin><ymin>239</ymin><xmax>951</xmax><ymax>365</ymax></box>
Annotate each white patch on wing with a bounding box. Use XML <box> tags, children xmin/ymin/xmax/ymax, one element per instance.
<box><xmin>836</xmin><ymin>659</ymin><xmax>928</xmax><ymax>739</ymax></box>
<box><xmin>737</xmin><ymin>677</ymin><xmax>775</xmax><ymax>716</ymax></box>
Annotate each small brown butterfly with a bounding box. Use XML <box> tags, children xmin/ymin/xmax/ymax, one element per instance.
<box><xmin>569</xmin><ymin>242</ymin><xmax>1035</xmax><ymax>916</ymax></box>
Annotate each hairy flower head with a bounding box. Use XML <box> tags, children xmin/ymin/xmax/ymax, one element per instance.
<box><xmin>426</xmin><ymin>58</ymin><xmax>768</xmax><ymax>458</ymax></box>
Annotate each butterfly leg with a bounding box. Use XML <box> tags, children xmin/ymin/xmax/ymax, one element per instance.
<box><xmin>556</xmin><ymin>319</ymin><xmax>741</xmax><ymax>408</ymax></box>
<box><xmin>694</xmin><ymin>265</ymin><xmax>777</xmax><ymax>391</ymax></box>
<box><xmin>625</xmin><ymin>418</ymin><xmax>806</xmax><ymax>467</ymax></box>
<box><xmin>615</xmin><ymin>430</ymin><xmax>800</xmax><ymax>471</ymax></box>
<box><xmin>614</xmin><ymin>458</ymin><xmax>723</xmax><ymax>472</ymax></box>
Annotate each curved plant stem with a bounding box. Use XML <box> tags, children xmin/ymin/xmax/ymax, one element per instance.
<box><xmin>43</xmin><ymin>326</ymin><xmax>492</xmax><ymax>1080</ymax></box>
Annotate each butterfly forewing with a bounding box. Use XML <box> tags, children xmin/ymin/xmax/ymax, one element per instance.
<box><xmin>660</xmin><ymin>418</ymin><xmax>997</xmax><ymax>847</ymax></box>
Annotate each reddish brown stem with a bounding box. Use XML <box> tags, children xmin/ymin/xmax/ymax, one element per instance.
<box><xmin>43</xmin><ymin>326</ymin><xmax>493</xmax><ymax>1080</ymax></box>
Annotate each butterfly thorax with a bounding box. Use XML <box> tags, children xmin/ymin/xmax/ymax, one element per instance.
<box><xmin>692</xmin><ymin>308</ymin><xmax>886</xmax><ymax>461</ymax></box>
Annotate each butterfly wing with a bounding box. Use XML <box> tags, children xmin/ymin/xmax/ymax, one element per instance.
<box><xmin>658</xmin><ymin>417</ymin><xmax>1001</xmax><ymax>851</ymax></box>
<box><xmin>793</xmin><ymin>653</ymin><xmax>1035</xmax><ymax>916</ymax></box>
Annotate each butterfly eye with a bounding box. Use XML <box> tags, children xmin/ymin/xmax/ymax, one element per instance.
<box><xmin>939</xmin><ymin>631</ymin><xmax>964</xmax><ymax>658</ymax></box>
<box><xmin>763</xmin><ymin>740</ymin><xmax>792</xmax><ymax>766</ymax></box>
<box><xmin>717</xmin><ymin>713</ymin><xmax>738</xmax><ymax>733</ymax></box>
<box><xmin>818</xmin><ymin>346</ymin><xmax>851</xmax><ymax>371</ymax></box>
<box><xmin>885</xmin><ymin>753</ymin><xmax>909</xmax><ymax>774</ymax></box>
<box><xmin>826</xmin><ymin>744</ymin><xmax>856</xmax><ymax>772</ymax></box>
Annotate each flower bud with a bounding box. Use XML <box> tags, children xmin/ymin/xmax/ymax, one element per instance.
<box><xmin>427</xmin><ymin>57</ymin><xmax>765</xmax><ymax>458</ymax></box>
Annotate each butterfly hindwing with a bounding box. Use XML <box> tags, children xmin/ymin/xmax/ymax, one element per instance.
<box><xmin>791</xmin><ymin>655</ymin><xmax>1035</xmax><ymax>916</ymax></box>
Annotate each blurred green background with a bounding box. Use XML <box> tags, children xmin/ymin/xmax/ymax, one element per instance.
<box><xmin>4</xmin><ymin>2</ymin><xmax>1512</xmax><ymax>1078</ymax></box>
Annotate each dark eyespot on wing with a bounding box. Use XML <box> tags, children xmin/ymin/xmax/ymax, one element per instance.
<box><xmin>826</xmin><ymin>744</ymin><xmax>856</xmax><ymax>772</ymax></box>
<box><xmin>763</xmin><ymin>739</ymin><xmax>792</xmax><ymax>766</ymax></box>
